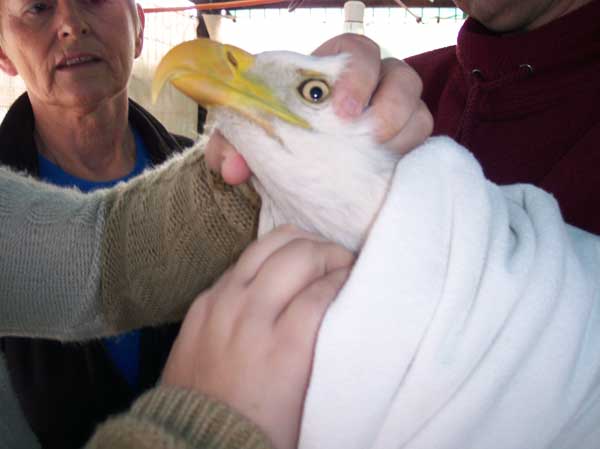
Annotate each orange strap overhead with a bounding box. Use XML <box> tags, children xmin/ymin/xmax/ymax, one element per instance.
<box><xmin>143</xmin><ymin>0</ymin><xmax>286</xmax><ymax>13</ymax></box>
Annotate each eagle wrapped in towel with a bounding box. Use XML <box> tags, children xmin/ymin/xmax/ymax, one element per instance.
<box><xmin>152</xmin><ymin>38</ymin><xmax>399</xmax><ymax>251</ymax></box>
<box><xmin>150</xmin><ymin>39</ymin><xmax>600</xmax><ymax>449</ymax></box>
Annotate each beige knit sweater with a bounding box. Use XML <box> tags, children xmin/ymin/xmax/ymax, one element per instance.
<box><xmin>88</xmin><ymin>386</ymin><xmax>274</xmax><ymax>449</ymax></box>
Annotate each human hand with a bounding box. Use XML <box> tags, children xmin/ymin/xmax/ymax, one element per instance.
<box><xmin>161</xmin><ymin>225</ymin><xmax>355</xmax><ymax>449</ymax></box>
<box><xmin>205</xmin><ymin>33</ymin><xmax>433</xmax><ymax>185</ymax></box>
<box><xmin>312</xmin><ymin>33</ymin><xmax>433</xmax><ymax>149</ymax></box>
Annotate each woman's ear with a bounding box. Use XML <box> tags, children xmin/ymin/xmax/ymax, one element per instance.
<box><xmin>134</xmin><ymin>3</ymin><xmax>146</xmax><ymax>59</ymax></box>
<box><xmin>0</xmin><ymin>47</ymin><xmax>18</xmax><ymax>76</ymax></box>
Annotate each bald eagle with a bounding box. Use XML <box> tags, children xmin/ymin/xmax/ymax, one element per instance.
<box><xmin>152</xmin><ymin>38</ymin><xmax>400</xmax><ymax>251</ymax></box>
<box><xmin>152</xmin><ymin>40</ymin><xmax>600</xmax><ymax>449</ymax></box>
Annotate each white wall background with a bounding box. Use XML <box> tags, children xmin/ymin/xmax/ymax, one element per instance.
<box><xmin>0</xmin><ymin>72</ymin><xmax>26</xmax><ymax>124</ymax></box>
<box><xmin>208</xmin><ymin>6</ymin><xmax>464</xmax><ymax>59</ymax></box>
<box><xmin>130</xmin><ymin>0</ymin><xmax>199</xmax><ymax>139</ymax></box>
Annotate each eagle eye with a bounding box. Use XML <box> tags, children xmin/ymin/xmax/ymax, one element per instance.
<box><xmin>298</xmin><ymin>79</ymin><xmax>331</xmax><ymax>104</ymax></box>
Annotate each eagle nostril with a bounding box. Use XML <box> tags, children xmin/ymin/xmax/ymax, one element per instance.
<box><xmin>227</xmin><ymin>51</ymin><xmax>238</xmax><ymax>69</ymax></box>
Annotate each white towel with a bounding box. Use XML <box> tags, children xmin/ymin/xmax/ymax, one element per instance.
<box><xmin>299</xmin><ymin>137</ymin><xmax>600</xmax><ymax>449</ymax></box>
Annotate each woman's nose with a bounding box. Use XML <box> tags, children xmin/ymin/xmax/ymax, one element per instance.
<box><xmin>56</xmin><ymin>0</ymin><xmax>90</xmax><ymax>39</ymax></box>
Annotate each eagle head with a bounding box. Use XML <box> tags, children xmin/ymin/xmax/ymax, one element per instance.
<box><xmin>153</xmin><ymin>38</ymin><xmax>399</xmax><ymax>251</ymax></box>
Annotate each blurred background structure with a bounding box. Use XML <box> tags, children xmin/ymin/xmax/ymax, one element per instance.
<box><xmin>129</xmin><ymin>0</ymin><xmax>200</xmax><ymax>138</ymax></box>
<box><xmin>0</xmin><ymin>0</ymin><xmax>464</xmax><ymax>139</ymax></box>
<box><xmin>200</xmin><ymin>0</ymin><xmax>464</xmax><ymax>57</ymax></box>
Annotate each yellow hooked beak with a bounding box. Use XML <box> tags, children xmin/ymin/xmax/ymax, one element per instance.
<box><xmin>152</xmin><ymin>38</ymin><xmax>310</xmax><ymax>133</ymax></box>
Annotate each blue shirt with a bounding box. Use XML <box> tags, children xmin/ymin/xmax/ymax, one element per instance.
<box><xmin>38</xmin><ymin>129</ymin><xmax>152</xmax><ymax>389</ymax></box>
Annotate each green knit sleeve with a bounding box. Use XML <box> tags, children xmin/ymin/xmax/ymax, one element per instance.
<box><xmin>0</xmin><ymin>147</ymin><xmax>259</xmax><ymax>341</ymax></box>
<box><xmin>0</xmin><ymin>165</ymin><xmax>109</xmax><ymax>340</ymax></box>
<box><xmin>100</xmin><ymin>146</ymin><xmax>260</xmax><ymax>332</ymax></box>
<box><xmin>85</xmin><ymin>386</ymin><xmax>275</xmax><ymax>449</ymax></box>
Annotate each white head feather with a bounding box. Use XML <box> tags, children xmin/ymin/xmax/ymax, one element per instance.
<box><xmin>210</xmin><ymin>51</ymin><xmax>400</xmax><ymax>251</ymax></box>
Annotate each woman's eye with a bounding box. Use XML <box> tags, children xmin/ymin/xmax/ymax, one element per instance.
<box><xmin>26</xmin><ymin>2</ymin><xmax>51</xmax><ymax>14</ymax></box>
<box><xmin>298</xmin><ymin>79</ymin><xmax>331</xmax><ymax>104</ymax></box>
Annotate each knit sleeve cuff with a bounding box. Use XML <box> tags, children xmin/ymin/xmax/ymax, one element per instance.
<box><xmin>86</xmin><ymin>386</ymin><xmax>274</xmax><ymax>449</ymax></box>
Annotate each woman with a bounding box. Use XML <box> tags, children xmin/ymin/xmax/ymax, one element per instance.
<box><xmin>0</xmin><ymin>1</ymin><xmax>241</xmax><ymax>446</ymax></box>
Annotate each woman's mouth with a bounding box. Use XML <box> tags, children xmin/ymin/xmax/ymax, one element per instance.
<box><xmin>57</xmin><ymin>55</ymin><xmax>102</xmax><ymax>70</ymax></box>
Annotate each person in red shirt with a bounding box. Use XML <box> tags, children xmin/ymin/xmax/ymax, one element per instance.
<box><xmin>406</xmin><ymin>0</ymin><xmax>600</xmax><ymax>234</ymax></box>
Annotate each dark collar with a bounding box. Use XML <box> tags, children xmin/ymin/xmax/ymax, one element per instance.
<box><xmin>0</xmin><ymin>93</ymin><xmax>38</xmax><ymax>174</ymax></box>
<box><xmin>0</xmin><ymin>93</ymin><xmax>192</xmax><ymax>176</ymax></box>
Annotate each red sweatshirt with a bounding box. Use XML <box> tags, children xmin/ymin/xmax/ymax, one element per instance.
<box><xmin>406</xmin><ymin>0</ymin><xmax>600</xmax><ymax>234</ymax></box>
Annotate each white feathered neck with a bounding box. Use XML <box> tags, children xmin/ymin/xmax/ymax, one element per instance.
<box><xmin>212</xmin><ymin>51</ymin><xmax>400</xmax><ymax>251</ymax></box>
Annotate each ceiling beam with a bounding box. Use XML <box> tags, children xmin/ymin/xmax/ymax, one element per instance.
<box><xmin>192</xmin><ymin>0</ymin><xmax>458</xmax><ymax>9</ymax></box>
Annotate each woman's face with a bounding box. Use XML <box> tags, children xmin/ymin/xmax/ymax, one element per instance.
<box><xmin>0</xmin><ymin>0</ymin><xmax>144</xmax><ymax>109</ymax></box>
